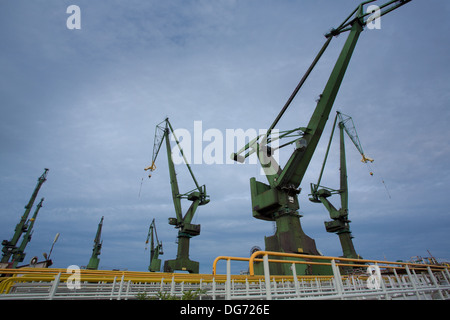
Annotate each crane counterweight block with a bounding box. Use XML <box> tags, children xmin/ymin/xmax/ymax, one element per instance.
<box><xmin>168</xmin><ymin>217</ymin><xmax>178</xmax><ymax>226</ymax></box>
<box><xmin>182</xmin><ymin>223</ymin><xmax>201</xmax><ymax>237</ymax></box>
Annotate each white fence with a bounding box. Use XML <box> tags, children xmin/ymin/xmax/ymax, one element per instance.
<box><xmin>1</xmin><ymin>252</ymin><xmax>449</xmax><ymax>300</ymax></box>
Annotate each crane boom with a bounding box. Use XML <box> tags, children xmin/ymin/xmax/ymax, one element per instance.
<box><xmin>86</xmin><ymin>216</ymin><xmax>104</xmax><ymax>270</ymax></box>
<box><xmin>11</xmin><ymin>198</ymin><xmax>44</xmax><ymax>268</ymax></box>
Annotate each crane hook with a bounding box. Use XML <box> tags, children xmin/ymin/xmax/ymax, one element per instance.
<box><xmin>144</xmin><ymin>162</ymin><xmax>157</xmax><ymax>178</ymax></box>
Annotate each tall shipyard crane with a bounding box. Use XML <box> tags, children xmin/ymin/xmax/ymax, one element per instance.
<box><xmin>145</xmin><ymin>118</ymin><xmax>209</xmax><ymax>274</ymax></box>
<box><xmin>309</xmin><ymin>111</ymin><xmax>373</xmax><ymax>260</ymax></box>
<box><xmin>145</xmin><ymin>218</ymin><xmax>163</xmax><ymax>272</ymax></box>
<box><xmin>11</xmin><ymin>198</ymin><xmax>45</xmax><ymax>268</ymax></box>
<box><xmin>231</xmin><ymin>0</ymin><xmax>410</xmax><ymax>275</ymax></box>
<box><xmin>86</xmin><ymin>216</ymin><xmax>104</xmax><ymax>270</ymax></box>
<box><xmin>1</xmin><ymin>168</ymin><xmax>49</xmax><ymax>267</ymax></box>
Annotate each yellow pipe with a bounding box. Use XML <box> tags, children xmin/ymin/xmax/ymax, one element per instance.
<box><xmin>211</xmin><ymin>255</ymin><xmax>310</xmax><ymax>276</ymax></box>
<box><xmin>212</xmin><ymin>256</ymin><xmax>252</xmax><ymax>276</ymax></box>
<box><xmin>1</xmin><ymin>255</ymin><xmax>447</xmax><ymax>293</ymax></box>
<box><xmin>247</xmin><ymin>251</ymin><xmax>450</xmax><ymax>276</ymax></box>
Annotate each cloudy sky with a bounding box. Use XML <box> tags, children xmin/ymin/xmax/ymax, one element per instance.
<box><xmin>1</xmin><ymin>0</ymin><xmax>449</xmax><ymax>274</ymax></box>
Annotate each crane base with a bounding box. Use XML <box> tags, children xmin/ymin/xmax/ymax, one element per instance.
<box><xmin>164</xmin><ymin>258</ymin><xmax>199</xmax><ymax>274</ymax></box>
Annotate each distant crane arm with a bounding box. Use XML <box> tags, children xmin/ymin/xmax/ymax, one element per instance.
<box><xmin>337</xmin><ymin>111</ymin><xmax>373</xmax><ymax>163</ymax></box>
<box><xmin>146</xmin><ymin>218</ymin><xmax>163</xmax><ymax>272</ymax></box>
<box><xmin>86</xmin><ymin>216</ymin><xmax>104</xmax><ymax>270</ymax></box>
<box><xmin>144</xmin><ymin>119</ymin><xmax>168</xmax><ymax>174</ymax></box>
<box><xmin>11</xmin><ymin>198</ymin><xmax>45</xmax><ymax>267</ymax></box>
<box><xmin>310</xmin><ymin>111</ymin><xmax>373</xmax><ymax>199</ymax></box>
<box><xmin>1</xmin><ymin>168</ymin><xmax>49</xmax><ymax>264</ymax></box>
<box><xmin>145</xmin><ymin>118</ymin><xmax>209</xmax><ymax>273</ymax></box>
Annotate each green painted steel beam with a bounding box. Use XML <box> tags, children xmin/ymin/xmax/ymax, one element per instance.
<box><xmin>11</xmin><ymin>198</ymin><xmax>44</xmax><ymax>268</ymax></box>
<box><xmin>147</xmin><ymin>218</ymin><xmax>163</xmax><ymax>272</ymax></box>
<box><xmin>1</xmin><ymin>169</ymin><xmax>48</xmax><ymax>264</ymax></box>
<box><xmin>87</xmin><ymin>216</ymin><xmax>103</xmax><ymax>270</ymax></box>
<box><xmin>233</xmin><ymin>1</ymin><xmax>411</xmax><ymax>275</ymax></box>
<box><xmin>277</xmin><ymin>20</ymin><xmax>363</xmax><ymax>189</ymax></box>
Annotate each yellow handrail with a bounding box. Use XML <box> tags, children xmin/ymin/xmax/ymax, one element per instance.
<box><xmin>212</xmin><ymin>256</ymin><xmax>253</xmax><ymax>276</ymax></box>
<box><xmin>247</xmin><ymin>251</ymin><xmax>450</xmax><ymax>276</ymax></box>
<box><xmin>1</xmin><ymin>253</ymin><xmax>448</xmax><ymax>295</ymax></box>
<box><xmin>0</xmin><ymin>267</ymin><xmax>233</xmax><ymax>294</ymax></box>
<box><xmin>212</xmin><ymin>255</ymin><xmax>335</xmax><ymax>276</ymax></box>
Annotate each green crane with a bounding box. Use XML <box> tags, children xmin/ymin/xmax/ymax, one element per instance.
<box><xmin>1</xmin><ymin>168</ymin><xmax>49</xmax><ymax>265</ymax></box>
<box><xmin>86</xmin><ymin>216</ymin><xmax>104</xmax><ymax>270</ymax></box>
<box><xmin>145</xmin><ymin>118</ymin><xmax>209</xmax><ymax>274</ymax></box>
<box><xmin>11</xmin><ymin>198</ymin><xmax>45</xmax><ymax>268</ymax></box>
<box><xmin>231</xmin><ymin>0</ymin><xmax>410</xmax><ymax>275</ymax></box>
<box><xmin>146</xmin><ymin>218</ymin><xmax>163</xmax><ymax>272</ymax></box>
<box><xmin>309</xmin><ymin>111</ymin><xmax>373</xmax><ymax>260</ymax></box>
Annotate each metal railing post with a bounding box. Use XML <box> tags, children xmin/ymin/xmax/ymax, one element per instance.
<box><xmin>427</xmin><ymin>266</ymin><xmax>444</xmax><ymax>300</ymax></box>
<box><xmin>48</xmin><ymin>272</ymin><xmax>61</xmax><ymax>300</ymax></box>
<box><xmin>393</xmin><ymin>268</ymin><xmax>407</xmax><ymax>299</ymax></box>
<box><xmin>170</xmin><ymin>276</ymin><xmax>175</xmax><ymax>296</ymax></box>
<box><xmin>117</xmin><ymin>274</ymin><xmax>125</xmax><ymax>300</ymax></box>
<box><xmin>125</xmin><ymin>280</ymin><xmax>131</xmax><ymax>300</ymax></box>
<box><xmin>245</xmin><ymin>278</ymin><xmax>250</xmax><ymax>296</ymax></box>
<box><xmin>331</xmin><ymin>259</ymin><xmax>343</xmax><ymax>298</ymax></box>
<box><xmin>405</xmin><ymin>265</ymin><xmax>421</xmax><ymax>300</ymax></box>
<box><xmin>226</xmin><ymin>258</ymin><xmax>231</xmax><ymax>300</ymax></box>
<box><xmin>375</xmin><ymin>262</ymin><xmax>389</xmax><ymax>300</ymax></box>
<box><xmin>110</xmin><ymin>276</ymin><xmax>117</xmax><ymax>300</ymax></box>
<box><xmin>212</xmin><ymin>278</ymin><xmax>216</xmax><ymax>300</ymax></box>
<box><xmin>443</xmin><ymin>268</ymin><xmax>450</xmax><ymax>284</ymax></box>
<box><xmin>263</xmin><ymin>254</ymin><xmax>272</xmax><ymax>300</ymax></box>
<box><xmin>291</xmin><ymin>263</ymin><xmax>300</xmax><ymax>298</ymax></box>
